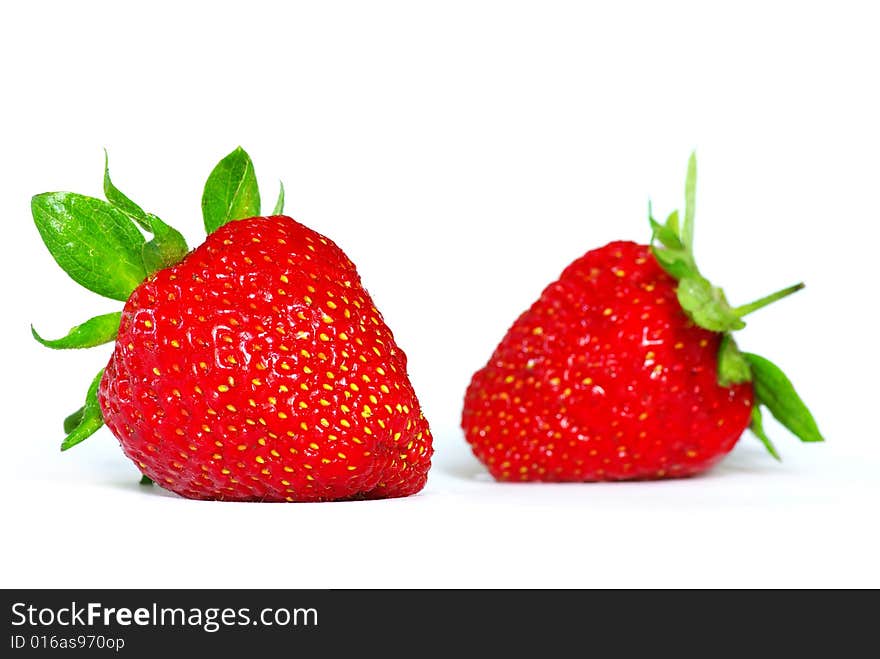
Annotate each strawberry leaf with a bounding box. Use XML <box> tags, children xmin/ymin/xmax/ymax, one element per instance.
<box><xmin>676</xmin><ymin>276</ymin><xmax>746</xmax><ymax>332</ymax></box>
<box><xmin>61</xmin><ymin>369</ymin><xmax>105</xmax><ymax>451</ymax></box>
<box><xmin>103</xmin><ymin>150</ymin><xmax>151</xmax><ymax>231</ymax></box>
<box><xmin>63</xmin><ymin>406</ymin><xmax>85</xmax><ymax>434</ymax></box>
<box><xmin>31</xmin><ymin>312</ymin><xmax>121</xmax><ymax>349</ymax></box>
<box><xmin>140</xmin><ymin>475</ymin><xmax>154</xmax><ymax>486</ymax></box>
<box><xmin>665</xmin><ymin>209</ymin><xmax>680</xmax><ymax>237</ymax></box>
<box><xmin>32</xmin><ymin>193</ymin><xmax>147</xmax><ymax>301</ymax></box>
<box><xmin>202</xmin><ymin>147</ymin><xmax>261</xmax><ymax>234</ymax></box>
<box><xmin>650</xmin><ymin>217</ymin><xmax>684</xmax><ymax>251</ymax></box>
<box><xmin>651</xmin><ymin>246</ymin><xmax>693</xmax><ymax>280</ymax></box>
<box><xmin>744</xmin><ymin>353</ymin><xmax>824</xmax><ymax>443</ymax></box>
<box><xmin>733</xmin><ymin>283</ymin><xmax>805</xmax><ymax>318</ymax></box>
<box><xmin>749</xmin><ymin>405</ymin><xmax>781</xmax><ymax>461</ymax></box>
<box><xmin>681</xmin><ymin>151</ymin><xmax>696</xmax><ymax>251</ymax></box>
<box><xmin>647</xmin><ymin>154</ymin><xmax>822</xmax><ymax>456</ymax></box>
<box><xmin>717</xmin><ymin>334</ymin><xmax>752</xmax><ymax>387</ymax></box>
<box><xmin>141</xmin><ymin>214</ymin><xmax>188</xmax><ymax>275</ymax></box>
<box><xmin>273</xmin><ymin>181</ymin><xmax>285</xmax><ymax>215</ymax></box>
<box><xmin>103</xmin><ymin>153</ymin><xmax>189</xmax><ymax>274</ymax></box>
<box><xmin>649</xmin><ymin>203</ymin><xmax>694</xmax><ymax>278</ymax></box>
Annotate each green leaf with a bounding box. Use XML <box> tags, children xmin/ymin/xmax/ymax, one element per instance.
<box><xmin>750</xmin><ymin>405</ymin><xmax>781</xmax><ymax>461</ymax></box>
<box><xmin>733</xmin><ymin>283</ymin><xmax>805</xmax><ymax>318</ymax></box>
<box><xmin>202</xmin><ymin>147</ymin><xmax>261</xmax><ymax>234</ymax></box>
<box><xmin>682</xmin><ymin>151</ymin><xmax>697</xmax><ymax>252</ymax></box>
<box><xmin>141</xmin><ymin>214</ymin><xmax>188</xmax><ymax>275</ymax></box>
<box><xmin>744</xmin><ymin>353</ymin><xmax>825</xmax><ymax>444</ymax></box>
<box><xmin>31</xmin><ymin>312</ymin><xmax>121</xmax><ymax>349</ymax></box>
<box><xmin>651</xmin><ymin>246</ymin><xmax>692</xmax><ymax>280</ymax></box>
<box><xmin>61</xmin><ymin>369</ymin><xmax>105</xmax><ymax>451</ymax></box>
<box><xmin>103</xmin><ymin>150</ymin><xmax>151</xmax><ymax>231</ymax></box>
<box><xmin>665</xmin><ymin>209</ymin><xmax>680</xmax><ymax>238</ymax></box>
<box><xmin>32</xmin><ymin>192</ymin><xmax>147</xmax><ymax>301</ymax></box>
<box><xmin>272</xmin><ymin>181</ymin><xmax>285</xmax><ymax>215</ymax></box>
<box><xmin>103</xmin><ymin>153</ymin><xmax>189</xmax><ymax>273</ymax></box>
<box><xmin>63</xmin><ymin>407</ymin><xmax>85</xmax><ymax>434</ymax></box>
<box><xmin>140</xmin><ymin>475</ymin><xmax>154</xmax><ymax>486</ymax></box>
<box><xmin>650</xmin><ymin>218</ymin><xmax>684</xmax><ymax>251</ymax></box>
<box><xmin>717</xmin><ymin>334</ymin><xmax>752</xmax><ymax>387</ymax></box>
<box><xmin>676</xmin><ymin>275</ymin><xmax>746</xmax><ymax>332</ymax></box>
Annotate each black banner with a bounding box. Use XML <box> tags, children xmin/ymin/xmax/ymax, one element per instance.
<box><xmin>0</xmin><ymin>589</ymin><xmax>867</xmax><ymax>654</ymax></box>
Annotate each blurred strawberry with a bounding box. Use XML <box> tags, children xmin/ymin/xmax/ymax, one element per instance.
<box><xmin>462</xmin><ymin>154</ymin><xmax>822</xmax><ymax>481</ymax></box>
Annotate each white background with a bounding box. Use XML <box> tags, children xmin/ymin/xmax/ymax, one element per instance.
<box><xmin>1</xmin><ymin>1</ymin><xmax>878</xmax><ymax>588</ymax></box>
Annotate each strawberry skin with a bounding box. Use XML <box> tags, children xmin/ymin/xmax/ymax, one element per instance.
<box><xmin>99</xmin><ymin>215</ymin><xmax>432</xmax><ymax>501</ymax></box>
<box><xmin>462</xmin><ymin>241</ymin><xmax>754</xmax><ymax>482</ymax></box>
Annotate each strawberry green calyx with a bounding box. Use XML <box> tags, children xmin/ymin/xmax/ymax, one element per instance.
<box><xmin>32</xmin><ymin>151</ymin><xmax>193</xmax><ymax>451</ymax></box>
<box><xmin>272</xmin><ymin>181</ymin><xmax>286</xmax><ymax>215</ymax></box>
<box><xmin>717</xmin><ymin>334</ymin><xmax>751</xmax><ymax>387</ymax></box>
<box><xmin>103</xmin><ymin>152</ymin><xmax>189</xmax><ymax>275</ymax></box>
<box><xmin>649</xmin><ymin>153</ymin><xmax>824</xmax><ymax>456</ymax></box>
<box><xmin>743</xmin><ymin>353</ymin><xmax>824</xmax><ymax>444</ymax></box>
<box><xmin>32</xmin><ymin>192</ymin><xmax>149</xmax><ymax>301</ymax></box>
<box><xmin>200</xmin><ymin>147</ymin><xmax>285</xmax><ymax>232</ymax></box>
<box><xmin>31</xmin><ymin>312</ymin><xmax>121</xmax><ymax>350</ymax></box>
<box><xmin>62</xmin><ymin>369</ymin><xmax>105</xmax><ymax>451</ymax></box>
<box><xmin>650</xmin><ymin>154</ymin><xmax>804</xmax><ymax>335</ymax></box>
<box><xmin>32</xmin><ymin>147</ymin><xmax>282</xmax><ymax>457</ymax></box>
<box><xmin>63</xmin><ymin>407</ymin><xmax>85</xmax><ymax>434</ymax></box>
<box><xmin>202</xmin><ymin>146</ymin><xmax>262</xmax><ymax>234</ymax></box>
<box><xmin>749</xmin><ymin>405</ymin><xmax>780</xmax><ymax>461</ymax></box>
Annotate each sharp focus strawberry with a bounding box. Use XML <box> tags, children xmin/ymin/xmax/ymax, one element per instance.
<box><xmin>32</xmin><ymin>147</ymin><xmax>432</xmax><ymax>501</ymax></box>
<box><xmin>462</xmin><ymin>154</ymin><xmax>823</xmax><ymax>482</ymax></box>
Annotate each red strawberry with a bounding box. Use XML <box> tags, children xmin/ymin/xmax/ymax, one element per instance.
<box><xmin>462</xmin><ymin>154</ymin><xmax>822</xmax><ymax>481</ymax></box>
<box><xmin>32</xmin><ymin>148</ymin><xmax>432</xmax><ymax>501</ymax></box>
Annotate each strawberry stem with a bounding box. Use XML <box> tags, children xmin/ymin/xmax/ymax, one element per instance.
<box><xmin>734</xmin><ymin>283</ymin><xmax>805</xmax><ymax>318</ymax></box>
<box><xmin>681</xmin><ymin>152</ymin><xmax>697</xmax><ymax>252</ymax></box>
<box><xmin>649</xmin><ymin>154</ymin><xmax>822</xmax><ymax>460</ymax></box>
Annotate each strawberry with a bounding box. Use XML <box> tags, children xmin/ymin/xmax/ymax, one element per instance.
<box><xmin>462</xmin><ymin>154</ymin><xmax>823</xmax><ymax>482</ymax></box>
<box><xmin>32</xmin><ymin>148</ymin><xmax>432</xmax><ymax>501</ymax></box>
